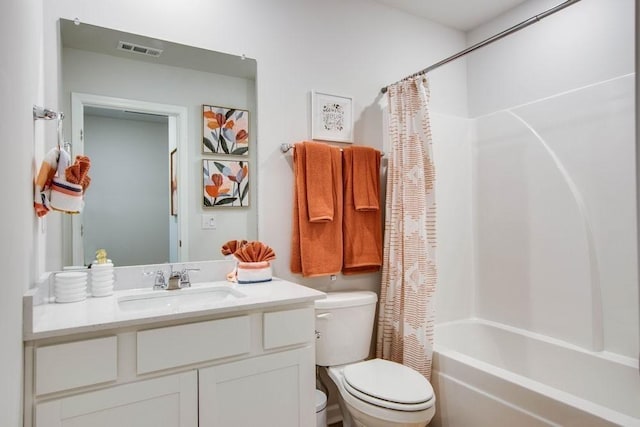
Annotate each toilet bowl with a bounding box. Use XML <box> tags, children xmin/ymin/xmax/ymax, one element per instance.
<box><xmin>326</xmin><ymin>359</ymin><xmax>435</xmax><ymax>427</ymax></box>
<box><xmin>316</xmin><ymin>389</ymin><xmax>327</xmax><ymax>427</ymax></box>
<box><xmin>315</xmin><ymin>292</ymin><xmax>436</xmax><ymax>427</ymax></box>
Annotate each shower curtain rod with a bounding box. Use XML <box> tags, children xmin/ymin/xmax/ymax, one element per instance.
<box><xmin>380</xmin><ymin>0</ymin><xmax>582</xmax><ymax>94</ymax></box>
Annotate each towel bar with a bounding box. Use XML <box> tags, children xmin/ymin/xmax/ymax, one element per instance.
<box><xmin>33</xmin><ymin>106</ymin><xmax>63</xmax><ymax>121</ymax></box>
<box><xmin>280</xmin><ymin>143</ymin><xmax>384</xmax><ymax>157</ymax></box>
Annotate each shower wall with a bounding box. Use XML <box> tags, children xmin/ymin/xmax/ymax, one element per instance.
<box><xmin>465</xmin><ymin>0</ymin><xmax>637</xmax><ymax>358</ymax></box>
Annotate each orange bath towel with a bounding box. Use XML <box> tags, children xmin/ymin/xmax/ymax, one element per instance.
<box><xmin>305</xmin><ymin>142</ymin><xmax>335</xmax><ymax>222</ymax></box>
<box><xmin>352</xmin><ymin>146</ymin><xmax>380</xmax><ymax>211</ymax></box>
<box><xmin>342</xmin><ymin>146</ymin><xmax>382</xmax><ymax>275</ymax></box>
<box><xmin>291</xmin><ymin>141</ymin><xmax>343</xmax><ymax>277</ymax></box>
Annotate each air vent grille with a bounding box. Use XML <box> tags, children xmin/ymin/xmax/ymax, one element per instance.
<box><xmin>117</xmin><ymin>41</ymin><xmax>163</xmax><ymax>57</ymax></box>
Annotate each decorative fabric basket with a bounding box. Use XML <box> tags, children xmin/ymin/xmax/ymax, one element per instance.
<box><xmin>50</xmin><ymin>177</ymin><xmax>84</xmax><ymax>214</ymax></box>
<box><xmin>237</xmin><ymin>261</ymin><xmax>272</xmax><ymax>284</ymax></box>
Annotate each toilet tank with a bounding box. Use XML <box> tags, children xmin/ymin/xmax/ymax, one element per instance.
<box><xmin>315</xmin><ymin>291</ymin><xmax>378</xmax><ymax>366</ymax></box>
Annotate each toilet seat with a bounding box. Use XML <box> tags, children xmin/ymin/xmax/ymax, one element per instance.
<box><xmin>342</xmin><ymin>359</ymin><xmax>434</xmax><ymax>411</ymax></box>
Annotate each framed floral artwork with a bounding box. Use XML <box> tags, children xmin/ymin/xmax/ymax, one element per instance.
<box><xmin>170</xmin><ymin>148</ymin><xmax>177</xmax><ymax>216</ymax></box>
<box><xmin>311</xmin><ymin>90</ymin><xmax>353</xmax><ymax>143</ymax></box>
<box><xmin>202</xmin><ymin>105</ymin><xmax>249</xmax><ymax>155</ymax></box>
<box><xmin>203</xmin><ymin>159</ymin><xmax>249</xmax><ymax>207</ymax></box>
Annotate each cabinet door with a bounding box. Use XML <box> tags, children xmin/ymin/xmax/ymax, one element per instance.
<box><xmin>35</xmin><ymin>371</ymin><xmax>197</xmax><ymax>427</ymax></box>
<box><xmin>199</xmin><ymin>346</ymin><xmax>315</xmax><ymax>427</ymax></box>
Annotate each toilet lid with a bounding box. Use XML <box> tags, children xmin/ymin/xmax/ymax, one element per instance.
<box><xmin>343</xmin><ymin>359</ymin><xmax>434</xmax><ymax>410</ymax></box>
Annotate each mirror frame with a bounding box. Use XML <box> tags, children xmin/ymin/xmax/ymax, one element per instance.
<box><xmin>70</xmin><ymin>92</ymin><xmax>190</xmax><ymax>265</ymax></box>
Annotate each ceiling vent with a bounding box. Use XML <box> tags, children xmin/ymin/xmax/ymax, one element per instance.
<box><xmin>117</xmin><ymin>41</ymin><xmax>163</xmax><ymax>58</ymax></box>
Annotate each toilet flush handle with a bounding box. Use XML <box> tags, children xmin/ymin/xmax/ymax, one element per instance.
<box><xmin>315</xmin><ymin>313</ymin><xmax>330</xmax><ymax>339</ymax></box>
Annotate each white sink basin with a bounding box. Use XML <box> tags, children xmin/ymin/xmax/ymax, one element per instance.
<box><xmin>118</xmin><ymin>284</ymin><xmax>246</xmax><ymax>312</ymax></box>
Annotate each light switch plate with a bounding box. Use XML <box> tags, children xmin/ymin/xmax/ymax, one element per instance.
<box><xmin>201</xmin><ymin>214</ymin><xmax>216</xmax><ymax>230</ymax></box>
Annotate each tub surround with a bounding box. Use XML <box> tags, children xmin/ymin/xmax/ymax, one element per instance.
<box><xmin>431</xmin><ymin>319</ymin><xmax>640</xmax><ymax>426</ymax></box>
<box><xmin>24</xmin><ymin>270</ymin><xmax>325</xmax><ymax>427</ymax></box>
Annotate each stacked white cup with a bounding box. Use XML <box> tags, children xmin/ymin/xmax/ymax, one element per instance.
<box><xmin>90</xmin><ymin>262</ymin><xmax>114</xmax><ymax>297</ymax></box>
<box><xmin>54</xmin><ymin>272</ymin><xmax>88</xmax><ymax>303</ymax></box>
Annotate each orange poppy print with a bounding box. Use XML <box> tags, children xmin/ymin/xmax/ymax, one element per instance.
<box><xmin>203</xmin><ymin>160</ymin><xmax>249</xmax><ymax>207</ymax></box>
<box><xmin>202</xmin><ymin>105</ymin><xmax>249</xmax><ymax>156</ymax></box>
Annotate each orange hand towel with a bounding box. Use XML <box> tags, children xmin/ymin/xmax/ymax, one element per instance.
<box><xmin>65</xmin><ymin>155</ymin><xmax>92</xmax><ymax>191</ymax></box>
<box><xmin>342</xmin><ymin>146</ymin><xmax>382</xmax><ymax>275</ymax></box>
<box><xmin>305</xmin><ymin>141</ymin><xmax>334</xmax><ymax>222</ymax></box>
<box><xmin>221</xmin><ymin>239</ymin><xmax>247</xmax><ymax>256</ymax></box>
<box><xmin>291</xmin><ymin>142</ymin><xmax>343</xmax><ymax>277</ymax></box>
<box><xmin>235</xmin><ymin>241</ymin><xmax>276</xmax><ymax>262</ymax></box>
<box><xmin>352</xmin><ymin>146</ymin><xmax>380</xmax><ymax>211</ymax></box>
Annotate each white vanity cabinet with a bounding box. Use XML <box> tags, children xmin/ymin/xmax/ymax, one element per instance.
<box><xmin>199</xmin><ymin>347</ymin><xmax>314</xmax><ymax>426</ymax></box>
<box><xmin>24</xmin><ymin>305</ymin><xmax>317</xmax><ymax>427</ymax></box>
<box><xmin>35</xmin><ymin>371</ymin><xmax>198</xmax><ymax>427</ymax></box>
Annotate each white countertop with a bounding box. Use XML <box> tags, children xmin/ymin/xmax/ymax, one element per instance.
<box><xmin>25</xmin><ymin>279</ymin><xmax>326</xmax><ymax>341</ymax></box>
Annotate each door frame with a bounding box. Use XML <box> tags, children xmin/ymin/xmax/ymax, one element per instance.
<box><xmin>70</xmin><ymin>92</ymin><xmax>189</xmax><ymax>265</ymax></box>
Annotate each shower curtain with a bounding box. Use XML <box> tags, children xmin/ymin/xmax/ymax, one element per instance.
<box><xmin>376</xmin><ymin>77</ymin><xmax>437</xmax><ymax>379</ymax></box>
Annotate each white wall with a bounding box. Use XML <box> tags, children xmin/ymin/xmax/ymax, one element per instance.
<box><xmin>60</xmin><ymin>47</ymin><xmax>258</xmax><ymax>265</ymax></box>
<box><xmin>0</xmin><ymin>0</ymin><xmax>44</xmax><ymax>424</ymax></box>
<box><xmin>42</xmin><ymin>0</ymin><xmax>471</xmax><ymax>300</ymax></box>
<box><xmin>468</xmin><ymin>0</ymin><xmax>637</xmax><ymax>357</ymax></box>
<box><xmin>83</xmin><ymin>114</ymin><xmax>169</xmax><ymax>266</ymax></box>
<box><xmin>637</xmin><ymin>0</ymin><xmax>640</xmax><ymax>358</ymax></box>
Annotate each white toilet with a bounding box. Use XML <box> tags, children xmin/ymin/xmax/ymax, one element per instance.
<box><xmin>315</xmin><ymin>291</ymin><xmax>435</xmax><ymax>427</ymax></box>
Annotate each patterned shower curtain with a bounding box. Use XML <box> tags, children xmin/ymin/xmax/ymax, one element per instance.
<box><xmin>376</xmin><ymin>77</ymin><xmax>437</xmax><ymax>380</ymax></box>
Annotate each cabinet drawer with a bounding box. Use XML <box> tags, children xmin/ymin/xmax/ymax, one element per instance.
<box><xmin>35</xmin><ymin>336</ymin><xmax>117</xmax><ymax>395</ymax></box>
<box><xmin>137</xmin><ymin>316</ymin><xmax>250</xmax><ymax>374</ymax></box>
<box><xmin>263</xmin><ymin>307</ymin><xmax>314</xmax><ymax>350</ymax></box>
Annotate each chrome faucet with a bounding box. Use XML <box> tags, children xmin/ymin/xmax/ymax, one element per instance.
<box><xmin>153</xmin><ymin>265</ymin><xmax>200</xmax><ymax>290</ymax></box>
<box><xmin>167</xmin><ymin>269</ymin><xmax>182</xmax><ymax>290</ymax></box>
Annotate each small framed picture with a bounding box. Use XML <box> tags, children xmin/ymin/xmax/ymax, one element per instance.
<box><xmin>202</xmin><ymin>105</ymin><xmax>249</xmax><ymax>155</ymax></box>
<box><xmin>202</xmin><ymin>159</ymin><xmax>249</xmax><ymax>207</ymax></box>
<box><xmin>170</xmin><ymin>148</ymin><xmax>177</xmax><ymax>216</ymax></box>
<box><xmin>311</xmin><ymin>90</ymin><xmax>353</xmax><ymax>143</ymax></box>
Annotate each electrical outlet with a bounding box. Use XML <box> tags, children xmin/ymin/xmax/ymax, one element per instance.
<box><xmin>201</xmin><ymin>214</ymin><xmax>216</xmax><ymax>230</ymax></box>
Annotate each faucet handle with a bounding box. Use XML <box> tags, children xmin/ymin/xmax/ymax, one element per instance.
<box><xmin>153</xmin><ymin>270</ymin><xmax>167</xmax><ymax>290</ymax></box>
<box><xmin>179</xmin><ymin>267</ymin><xmax>200</xmax><ymax>288</ymax></box>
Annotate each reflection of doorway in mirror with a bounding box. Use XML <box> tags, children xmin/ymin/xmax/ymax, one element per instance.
<box><xmin>70</xmin><ymin>93</ymin><xmax>189</xmax><ymax>267</ymax></box>
<box><xmin>83</xmin><ymin>108</ymin><xmax>172</xmax><ymax>267</ymax></box>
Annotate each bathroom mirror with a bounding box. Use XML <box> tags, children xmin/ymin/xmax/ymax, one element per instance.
<box><xmin>59</xmin><ymin>19</ymin><xmax>258</xmax><ymax>267</ymax></box>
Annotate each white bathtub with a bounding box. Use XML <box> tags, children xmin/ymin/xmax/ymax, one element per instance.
<box><xmin>431</xmin><ymin>319</ymin><xmax>640</xmax><ymax>427</ymax></box>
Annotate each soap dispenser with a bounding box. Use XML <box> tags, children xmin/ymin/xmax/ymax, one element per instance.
<box><xmin>90</xmin><ymin>249</ymin><xmax>114</xmax><ymax>297</ymax></box>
